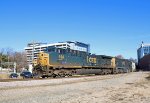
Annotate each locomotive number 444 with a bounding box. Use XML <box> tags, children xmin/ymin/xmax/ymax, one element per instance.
<box><xmin>58</xmin><ymin>55</ymin><xmax>65</xmax><ymax>60</ymax></box>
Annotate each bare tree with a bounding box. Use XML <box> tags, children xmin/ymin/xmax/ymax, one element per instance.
<box><xmin>116</xmin><ymin>55</ymin><xmax>124</xmax><ymax>59</ymax></box>
<box><xmin>0</xmin><ymin>48</ymin><xmax>28</xmax><ymax>72</ymax></box>
<box><xmin>6</xmin><ymin>48</ymin><xmax>13</xmax><ymax>61</ymax></box>
<box><xmin>13</xmin><ymin>51</ymin><xmax>28</xmax><ymax>72</ymax></box>
<box><xmin>0</xmin><ymin>48</ymin><xmax>4</xmax><ymax>64</ymax></box>
<box><xmin>0</xmin><ymin>48</ymin><xmax>5</xmax><ymax>70</ymax></box>
<box><xmin>129</xmin><ymin>57</ymin><xmax>137</xmax><ymax>63</ymax></box>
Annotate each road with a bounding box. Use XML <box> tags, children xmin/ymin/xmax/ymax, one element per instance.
<box><xmin>0</xmin><ymin>72</ymin><xmax>150</xmax><ymax>103</ymax></box>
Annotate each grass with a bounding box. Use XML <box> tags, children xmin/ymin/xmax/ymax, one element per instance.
<box><xmin>0</xmin><ymin>73</ymin><xmax>9</xmax><ymax>79</ymax></box>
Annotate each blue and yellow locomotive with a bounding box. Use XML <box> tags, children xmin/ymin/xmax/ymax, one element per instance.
<box><xmin>33</xmin><ymin>46</ymin><xmax>133</xmax><ymax>78</ymax></box>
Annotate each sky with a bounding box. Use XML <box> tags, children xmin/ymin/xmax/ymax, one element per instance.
<box><xmin>0</xmin><ymin>0</ymin><xmax>150</xmax><ymax>59</ymax></box>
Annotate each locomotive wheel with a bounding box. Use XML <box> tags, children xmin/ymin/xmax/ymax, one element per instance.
<box><xmin>52</xmin><ymin>74</ymin><xmax>57</xmax><ymax>78</ymax></box>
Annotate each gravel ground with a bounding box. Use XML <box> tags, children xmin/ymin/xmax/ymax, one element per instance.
<box><xmin>0</xmin><ymin>72</ymin><xmax>150</xmax><ymax>103</ymax></box>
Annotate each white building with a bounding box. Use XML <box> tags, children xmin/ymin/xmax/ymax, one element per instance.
<box><xmin>137</xmin><ymin>42</ymin><xmax>150</xmax><ymax>61</ymax></box>
<box><xmin>24</xmin><ymin>41</ymin><xmax>90</xmax><ymax>65</ymax></box>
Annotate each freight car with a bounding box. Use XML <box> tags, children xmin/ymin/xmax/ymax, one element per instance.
<box><xmin>33</xmin><ymin>46</ymin><xmax>133</xmax><ymax>78</ymax></box>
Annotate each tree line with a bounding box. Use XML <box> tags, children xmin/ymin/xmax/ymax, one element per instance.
<box><xmin>0</xmin><ymin>48</ymin><xmax>28</xmax><ymax>72</ymax></box>
<box><xmin>116</xmin><ymin>55</ymin><xmax>137</xmax><ymax>63</ymax></box>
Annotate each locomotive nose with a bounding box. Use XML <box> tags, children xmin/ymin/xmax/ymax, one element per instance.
<box><xmin>38</xmin><ymin>52</ymin><xmax>49</xmax><ymax>66</ymax></box>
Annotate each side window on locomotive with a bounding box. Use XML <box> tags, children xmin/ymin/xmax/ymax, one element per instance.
<box><xmin>74</xmin><ymin>50</ymin><xmax>77</xmax><ymax>56</ymax></box>
<box><xmin>57</xmin><ymin>49</ymin><xmax>66</xmax><ymax>54</ymax></box>
<box><xmin>47</xmin><ymin>47</ymin><xmax>55</xmax><ymax>52</ymax></box>
<box><xmin>48</xmin><ymin>48</ymin><xmax>52</xmax><ymax>52</ymax></box>
<box><xmin>59</xmin><ymin>49</ymin><xmax>63</xmax><ymax>54</ymax></box>
<box><xmin>58</xmin><ymin>49</ymin><xmax>62</xmax><ymax>54</ymax></box>
<box><xmin>63</xmin><ymin>49</ymin><xmax>66</xmax><ymax>54</ymax></box>
<box><xmin>56</xmin><ymin>48</ymin><xmax>60</xmax><ymax>53</ymax></box>
<box><xmin>70</xmin><ymin>50</ymin><xmax>73</xmax><ymax>56</ymax></box>
<box><xmin>41</xmin><ymin>54</ymin><xmax>43</xmax><ymax>56</ymax></box>
<box><xmin>77</xmin><ymin>51</ymin><xmax>80</xmax><ymax>57</ymax></box>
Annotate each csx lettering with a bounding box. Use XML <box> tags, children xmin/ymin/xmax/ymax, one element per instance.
<box><xmin>88</xmin><ymin>57</ymin><xmax>97</xmax><ymax>63</ymax></box>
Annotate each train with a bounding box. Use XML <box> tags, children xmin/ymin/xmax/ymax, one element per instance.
<box><xmin>33</xmin><ymin>46</ymin><xmax>136</xmax><ymax>78</ymax></box>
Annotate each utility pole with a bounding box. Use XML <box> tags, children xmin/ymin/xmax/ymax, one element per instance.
<box><xmin>6</xmin><ymin>48</ymin><xmax>11</xmax><ymax>69</ymax></box>
<box><xmin>8</xmin><ymin>55</ymin><xmax>10</xmax><ymax>69</ymax></box>
<box><xmin>29</xmin><ymin>41</ymin><xmax>35</xmax><ymax>73</ymax></box>
<box><xmin>14</xmin><ymin>62</ymin><xmax>16</xmax><ymax>73</ymax></box>
<box><xmin>32</xmin><ymin>41</ymin><xmax>35</xmax><ymax>65</ymax></box>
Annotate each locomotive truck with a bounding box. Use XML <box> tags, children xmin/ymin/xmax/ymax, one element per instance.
<box><xmin>33</xmin><ymin>46</ymin><xmax>135</xmax><ymax>78</ymax></box>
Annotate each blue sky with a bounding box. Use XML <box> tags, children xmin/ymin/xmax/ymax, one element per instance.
<box><xmin>0</xmin><ymin>0</ymin><xmax>150</xmax><ymax>59</ymax></box>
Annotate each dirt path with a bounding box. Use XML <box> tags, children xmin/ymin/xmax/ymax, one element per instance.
<box><xmin>0</xmin><ymin>72</ymin><xmax>150</xmax><ymax>103</ymax></box>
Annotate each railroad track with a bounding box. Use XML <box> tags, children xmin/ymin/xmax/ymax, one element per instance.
<box><xmin>0</xmin><ymin>74</ymin><xmax>118</xmax><ymax>82</ymax></box>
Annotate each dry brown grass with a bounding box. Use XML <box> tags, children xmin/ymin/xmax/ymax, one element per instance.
<box><xmin>0</xmin><ymin>73</ymin><xmax>9</xmax><ymax>79</ymax></box>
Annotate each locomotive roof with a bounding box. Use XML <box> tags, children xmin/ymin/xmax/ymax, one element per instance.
<box><xmin>95</xmin><ymin>55</ymin><xmax>113</xmax><ymax>59</ymax></box>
